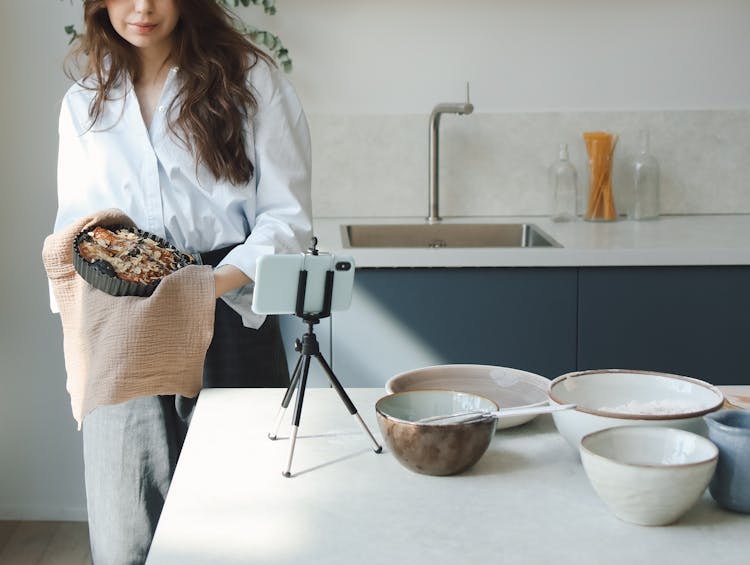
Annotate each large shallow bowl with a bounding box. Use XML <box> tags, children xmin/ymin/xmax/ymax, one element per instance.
<box><xmin>548</xmin><ymin>369</ymin><xmax>724</xmax><ymax>450</ymax></box>
<box><xmin>375</xmin><ymin>390</ymin><xmax>498</xmax><ymax>476</ymax></box>
<box><xmin>580</xmin><ymin>426</ymin><xmax>718</xmax><ymax>526</ymax></box>
<box><xmin>385</xmin><ymin>364</ymin><xmax>549</xmax><ymax>429</ymax></box>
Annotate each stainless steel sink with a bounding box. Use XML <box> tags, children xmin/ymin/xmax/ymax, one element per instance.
<box><xmin>341</xmin><ymin>223</ymin><xmax>562</xmax><ymax>248</ymax></box>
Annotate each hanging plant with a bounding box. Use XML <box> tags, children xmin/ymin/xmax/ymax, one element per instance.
<box><xmin>220</xmin><ymin>0</ymin><xmax>292</xmax><ymax>72</ymax></box>
<box><xmin>62</xmin><ymin>0</ymin><xmax>292</xmax><ymax>72</ymax></box>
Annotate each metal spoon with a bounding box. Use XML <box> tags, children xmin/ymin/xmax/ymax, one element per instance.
<box><xmin>416</xmin><ymin>403</ymin><xmax>576</xmax><ymax>425</ymax></box>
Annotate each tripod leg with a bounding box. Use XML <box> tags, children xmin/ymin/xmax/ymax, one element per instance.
<box><xmin>314</xmin><ymin>353</ymin><xmax>383</xmax><ymax>453</ymax></box>
<box><xmin>283</xmin><ymin>355</ymin><xmax>312</xmax><ymax>477</ymax></box>
<box><xmin>269</xmin><ymin>353</ymin><xmax>304</xmax><ymax>440</ymax></box>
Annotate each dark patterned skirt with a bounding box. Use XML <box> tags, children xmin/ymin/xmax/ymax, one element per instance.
<box><xmin>200</xmin><ymin>244</ymin><xmax>290</xmax><ymax>389</ymax></box>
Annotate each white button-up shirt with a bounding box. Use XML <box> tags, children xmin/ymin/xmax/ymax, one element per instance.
<box><xmin>54</xmin><ymin>60</ymin><xmax>313</xmax><ymax>328</ymax></box>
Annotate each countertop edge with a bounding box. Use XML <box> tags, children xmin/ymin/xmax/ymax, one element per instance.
<box><xmin>312</xmin><ymin>215</ymin><xmax>750</xmax><ymax>268</ymax></box>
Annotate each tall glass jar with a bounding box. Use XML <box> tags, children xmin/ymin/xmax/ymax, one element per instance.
<box><xmin>549</xmin><ymin>143</ymin><xmax>578</xmax><ymax>222</ymax></box>
<box><xmin>631</xmin><ymin>129</ymin><xmax>660</xmax><ymax>220</ymax></box>
<box><xmin>583</xmin><ymin>131</ymin><xmax>618</xmax><ymax>221</ymax></box>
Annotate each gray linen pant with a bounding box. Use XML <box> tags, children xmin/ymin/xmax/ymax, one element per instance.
<box><xmin>83</xmin><ymin>294</ymin><xmax>289</xmax><ymax>565</ymax></box>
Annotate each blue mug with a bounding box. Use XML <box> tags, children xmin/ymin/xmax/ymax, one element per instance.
<box><xmin>704</xmin><ymin>410</ymin><xmax>750</xmax><ymax>514</ymax></box>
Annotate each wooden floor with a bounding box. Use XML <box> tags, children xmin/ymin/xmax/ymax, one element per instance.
<box><xmin>0</xmin><ymin>521</ymin><xmax>91</xmax><ymax>565</ymax></box>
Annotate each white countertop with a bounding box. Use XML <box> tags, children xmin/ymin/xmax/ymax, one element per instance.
<box><xmin>313</xmin><ymin>214</ymin><xmax>750</xmax><ymax>267</ymax></box>
<box><xmin>147</xmin><ymin>388</ymin><xmax>749</xmax><ymax>565</ymax></box>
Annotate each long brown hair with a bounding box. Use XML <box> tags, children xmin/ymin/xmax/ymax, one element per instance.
<box><xmin>66</xmin><ymin>0</ymin><xmax>274</xmax><ymax>185</ymax></box>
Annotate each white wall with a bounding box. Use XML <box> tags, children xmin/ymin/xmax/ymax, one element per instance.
<box><xmin>0</xmin><ymin>1</ymin><xmax>89</xmax><ymax>520</ymax></box>
<box><xmin>258</xmin><ymin>0</ymin><xmax>750</xmax><ymax>218</ymax></box>
<box><xmin>258</xmin><ymin>0</ymin><xmax>750</xmax><ymax>114</ymax></box>
<box><xmin>1</xmin><ymin>0</ymin><xmax>748</xmax><ymax>520</ymax></box>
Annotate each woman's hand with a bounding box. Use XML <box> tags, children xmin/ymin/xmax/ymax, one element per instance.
<box><xmin>213</xmin><ymin>265</ymin><xmax>252</xmax><ymax>298</ymax></box>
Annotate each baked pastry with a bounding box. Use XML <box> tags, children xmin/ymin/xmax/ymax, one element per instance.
<box><xmin>73</xmin><ymin>225</ymin><xmax>192</xmax><ymax>296</ymax></box>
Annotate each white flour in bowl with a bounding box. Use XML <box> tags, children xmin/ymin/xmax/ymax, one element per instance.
<box><xmin>599</xmin><ymin>399</ymin><xmax>704</xmax><ymax>415</ymax></box>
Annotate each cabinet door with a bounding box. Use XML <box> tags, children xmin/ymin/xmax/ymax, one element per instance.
<box><xmin>578</xmin><ymin>267</ymin><xmax>750</xmax><ymax>385</ymax></box>
<box><xmin>331</xmin><ymin>268</ymin><xmax>578</xmax><ymax>387</ymax></box>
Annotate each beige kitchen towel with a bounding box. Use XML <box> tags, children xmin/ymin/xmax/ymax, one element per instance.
<box><xmin>42</xmin><ymin>209</ymin><xmax>215</xmax><ymax>428</ymax></box>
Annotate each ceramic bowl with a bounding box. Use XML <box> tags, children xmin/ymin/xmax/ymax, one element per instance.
<box><xmin>580</xmin><ymin>426</ymin><xmax>718</xmax><ymax>526</ymax></box>
<box><xmin>375</xmin><ymin>390</ymin><xmax>498</xmax><ymax>476</ymax></box>
<box><xmin>385</xmin><ymin>364</ymin><xmax>549</xmax><ymax>429</ymax></box>
<box><xmin>705</xmin><ymin>410</ymin><xmax>750</xmax><ymax>513</ymax></box>
<box><xmin>548</xmin><ymin>369</ymin><xmax>724</xmax><ymax>450</ymax></box>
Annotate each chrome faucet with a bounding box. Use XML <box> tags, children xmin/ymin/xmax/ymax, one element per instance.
<box><xmin>427</xmin><ymin>83</ymin><xmax>474</xmax><ymax>223</ymax></box>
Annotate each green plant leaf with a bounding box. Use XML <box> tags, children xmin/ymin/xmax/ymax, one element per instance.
<box><xmin>64</xmin><ymin>24</ymin><xmax>79</xmax><ymax>45</ymax></box>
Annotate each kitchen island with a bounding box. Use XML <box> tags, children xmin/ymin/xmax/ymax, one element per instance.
<box><xmin>146</xmin><ymin>388</ymin><xmax>749</xmax><ymax>565</ymax></box>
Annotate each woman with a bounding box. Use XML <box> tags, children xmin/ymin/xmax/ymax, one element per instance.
<box><xmin>54</xmin><ymin>0</ymin><xmax>312</xmax><ymax>562</ymax></box>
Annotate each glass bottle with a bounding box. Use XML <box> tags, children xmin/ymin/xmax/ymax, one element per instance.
<box><xmin>631</xmin><ymin>129</ymin><xmax>660</xmax><ymax>220</ymax></box>
<box><xmin>549</xmin><ymin>143</ymin><xmax>578</xmax><ymax>222</ymax></box>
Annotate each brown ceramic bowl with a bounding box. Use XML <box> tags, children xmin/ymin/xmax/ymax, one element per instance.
<box><xmin>375</xmin><ymin>390</ymin><xmax>498</xmax><ymax>476</ymax></box>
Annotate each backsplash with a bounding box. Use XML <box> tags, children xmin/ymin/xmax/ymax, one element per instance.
<box><xmin>308</xmin><ymin>110</ymin><xmax>750</xmax><ymax>218</ymax></box>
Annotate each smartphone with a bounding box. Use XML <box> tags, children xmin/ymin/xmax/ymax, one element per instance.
<box><xmin>251</xmin><ymin>253</ymin><xmax>355</xmax><ymax>315</ymax></box>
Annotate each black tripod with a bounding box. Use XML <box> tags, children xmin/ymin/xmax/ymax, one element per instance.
<box><xmin>268</xmin><ymin>241</ymin><xmax>382</xmax><ymax>477</ymax></box>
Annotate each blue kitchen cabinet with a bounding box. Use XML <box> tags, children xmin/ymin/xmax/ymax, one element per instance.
<box><xmin>329</xmin><ymin>265</ymin><xmax>750</xmax><ymax>388</ymax></box>
<box><xmin>577</xmin><ymin>266</ymin><xmax>750</xmax><ymax>386</ymax></box>
<box><xmin>331</xmin><ymin>268</ymin><xmax>578</xmax><ymax>387</ymax></box>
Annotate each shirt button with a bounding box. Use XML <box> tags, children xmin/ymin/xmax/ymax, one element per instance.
<box><xmin>158</xmin><ymin>105</ymin><xmax>165</xmax><ymax>112</ymax></box>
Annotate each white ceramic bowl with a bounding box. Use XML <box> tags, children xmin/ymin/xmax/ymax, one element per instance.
<box><xmin>580</xmin><ymin>426</ymin><xmax>718</xmax><ymax>526</ymax></box>
<box><xmin>385</xmin><ymin>364</ymin><xmax>550</xmax><ymax>430</ymax></box>
<box><xmin>548</xmin><ymin>369</ymin><xmax>724</xmax><ymax>450</ymax></box>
